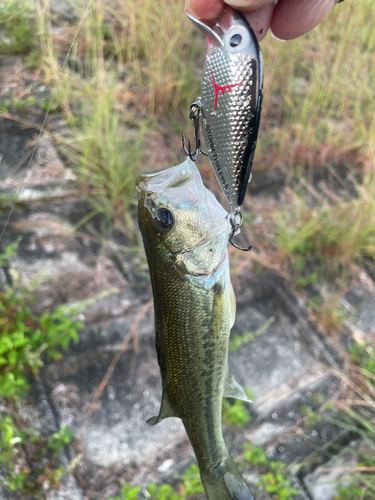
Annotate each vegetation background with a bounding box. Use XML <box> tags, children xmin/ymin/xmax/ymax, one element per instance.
<box><xmin>0</xmin><ymin>0</ymin><xmax>374</xmax><ymax>499</ymax></box>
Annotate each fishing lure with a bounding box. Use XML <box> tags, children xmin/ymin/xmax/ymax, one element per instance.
<box><xmin>183</xmin><ymin>7</ymin><xmax>263</xmax><ymax>250</ymax></box>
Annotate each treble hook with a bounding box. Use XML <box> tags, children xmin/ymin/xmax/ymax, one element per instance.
<box><xmin>182</xmin><ymin>97</ymin><xmax>208</xmax><ymax>161</ymax></box>
<box><xmin>228</xmin><ymin>209</ymin><xmax>252</xmax><ymax>252</ymax></box>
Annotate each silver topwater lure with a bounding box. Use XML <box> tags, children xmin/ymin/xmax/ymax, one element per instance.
<box><xmin>183</xmin><ymin>7</ymin><xmax>263</xmax><ymax>250</ymax></box>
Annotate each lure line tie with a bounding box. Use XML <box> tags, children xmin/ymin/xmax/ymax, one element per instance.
<box><xmin>228</xmin><ymin>209</ymin><xmax>252</xmax><ymax>252</ymax></box>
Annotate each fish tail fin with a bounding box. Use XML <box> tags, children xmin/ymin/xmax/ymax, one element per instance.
<box><xmin>201</xmin><ymin>453</ymin><xmax>254</xmax><ymax>500</ymax></box>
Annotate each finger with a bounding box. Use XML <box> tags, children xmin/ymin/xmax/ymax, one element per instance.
<box><xmin>185</xmin><ymin>0</ymin><xmax>225</xmax><ymax>20</ymax></box>
<box><xmin>243</xmin><ymin>3</ymin><xmax>274</xmax><ymax>40</ymax></box>
<box><xmin>224</xmin><ymin>0</ymin><xmax>274</xmax><ymax>11</ymax></box>
<box><xmin>270</xmin><ymin>0</ymin><xmax>336</xmax><ymax>40</ymax></box>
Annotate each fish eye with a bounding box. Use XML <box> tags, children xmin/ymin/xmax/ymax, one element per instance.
<box><xmin>153</xmin><ymin>208</ymin><xmax>174</xmax><ymax>231</ymax></box>
<box><xmin>230</xmin><ymin>34</ymin><xmax>242</xmax><ymax>47</ymax></box>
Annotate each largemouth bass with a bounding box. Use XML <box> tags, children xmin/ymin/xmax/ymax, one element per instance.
<box><xmin>137</xmin><ymin>157</ymin><xmax>254</xmax><ymax>500</ymax></box>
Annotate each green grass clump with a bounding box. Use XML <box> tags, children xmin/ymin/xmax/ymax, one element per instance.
<box><xmin>222</xmin><ymin>399</ymin><xmax>251</xmax><ymax>427</ymax></box>
<box><xmin>108</xmin><ymin>464</ymin><xmax>204</xmax><ymax>500</ymax></box>
<box><xmin>275</xmin><ymin>174</ymin><xmax>375</xmax><ymax>268</ymax></box>
<box><xmin>259</xmin><ymin>0</ymin><xmax>375</xmax><ymax>168</ymax></box>
<box><xmin>324</xmin><ymin>410</ymin><xmax>375</xmax><ymax>500</ymax></box>
<box><xmin>0</xmin><ymin>0</ymin><xmax>37</xmax><ymax>54</ymax></box>
<box><xmin>0</xmin><ymin>287</ymin><xmax>82</xmax><ymax>398</ymax></box>
<box><xmin>57</xmin><ymin>75</ymin><xmax>145</xmax><ymax>233</ymax></box>
<box><xmin>229</xmin><ymin>317</ymin><xmax>275</xmax><ymax>351</ymax></box>
<box><xmin>0</xmin><ymin>417</ymin><xmax>74</xmax><ymax>495</ymax></box>
<box><xmin>0</xmin><ymin>245</ymin><xmax>81</xmax><ymax>497</ymax></box>
<box><xmin>349</xmin><ymin>341</ymin><xmax>375</xmax><ymax>388</ymax></box>
<box><xmin>243</xmin><ymin>444</ymin><xmax>299</xmax><ymax>500</ymax></box>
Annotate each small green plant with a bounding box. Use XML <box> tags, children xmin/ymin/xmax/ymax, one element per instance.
<box><xmin>0</xmin><ymin>0</ymin><xmax>37</xmax><ymax>54</ymax></box>
<box><xmin>300</xmin><ymin>406</ymin><xmax>322</xmax><ymax>426</ymax></box>
<box><xmin>258</xmin><ymin>462</ymin><xmax>299</xmax><ymax>500</ymax></box>
<box><xmin>349</xmin><ymin>341</ymin><xmax>375</xmax><ymax>388</ymax></box>
<box><xmin>243</xmin><ymin>444</ymin><xmax>299</xmax><ymax>500</ymax></box>
<box><xmin>295</xmin><ymin>272</ymin><xmax>317</xmax><ymax>289</ymax></box>
<box><xmin>0</xmin><ymin>245</ymin><xmax>81</xmax><ymax>497</ymax></box>
<box><xmin>110</xmin><ymin>484</ymin><xmax>141</xmax><ymax>500</ymax></box>
<box><xmin>0</xmin><ymin>415</ymin><xmax>74</xmax><ymax>495</ymax></box>
<box><xmin>308</xmin><ymin>295</ymin><xmax>347</xmax><ymax>333</ymax></box>
<box><xmin>229</xmin><ymin>317</ymin><xmax>275</xmax><ymax>351</ymax></box>
<box><xmin>0</xmin><ymin>287</ymin><xmax>82</xmax><ymax>398</ymax></box>
<box><xmin>222</xmin><ymin>399</ymin><xmax>251</xmax><ymax>427</ymax></box>
<box><xmin>310</xmin><ymin>393</ymin><xmax>325</xmax><ymax>405</ymax></box>
<box><xmin>108</xmin><ymin>464</ymin><xmax>204</xmax><ymax>500</ymax></box>
<box><xmin>323</xmin><ymin>408</ymin><xmax>375</xmax><ymax>500</ymax></box>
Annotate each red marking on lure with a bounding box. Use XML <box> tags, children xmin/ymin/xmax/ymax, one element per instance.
<box><xmin>211</xmin><ymin>71</ymin><xmax>243</xmax><ymax>109</ymax></box>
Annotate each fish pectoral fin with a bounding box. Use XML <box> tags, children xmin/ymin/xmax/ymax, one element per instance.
<box><xmin>230</xmin><ymin>285</ymin><xmax>236</xmax><ymax>328</ymax></box>
<box><xmin>223</xmin><ymin>371</ymin><xmax>252</xmax><ymax>403</ymax></box>
<box><xmin>146</xmin><ymin>390</ymin><xmax>177</xmax><ymax>426</ymax></box>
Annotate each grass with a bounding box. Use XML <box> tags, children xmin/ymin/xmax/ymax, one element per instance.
<box><xmin>0</xmin><ymin>245</ymin><xmax>82</xmax><ymax>496</ymax></box>
<box><xmin>0</xmin><ymin>0</ymin><xmax>37</xmax><ymax>54</ymax></box>
<box><xmin>108</xmin><ymin>463</ymin><xmax>204</xmax><ymax>500</ymax></box>
<box><xmin>242</xmin><ymin>444</ymin><xmax>299</xmax><ymax>500</ymax></box>
<box><xmin>275</xmin><ymin>174</ymin><xmax>375</xmax><ymax>268</ymax></box>
<box><xmin>258</xmin><ymin>0</ymin><xmax>375</xmax><ymax>170</ymax></box>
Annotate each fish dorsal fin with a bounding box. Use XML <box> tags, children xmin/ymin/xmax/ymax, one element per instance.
<box><xmin>223</xmin><ymin>371</ymin><xmax>252</xmax><ymax>403</ymax></box>
<box><xmin>146</xmin><ymin>390</ymin><xmax>178</xmax><ymax>426</ymax></box>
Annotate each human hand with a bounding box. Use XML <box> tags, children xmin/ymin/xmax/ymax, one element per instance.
<box><xmin>185</xmin><ymin>0</ymin><xmax>343</xmax><ymax>41</ymax></box>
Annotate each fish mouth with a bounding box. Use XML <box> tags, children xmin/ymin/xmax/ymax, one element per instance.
<box><xmin>136</xmin><ymin>157</ymin><xmax>198</xmax><ymax>195</ymax></box>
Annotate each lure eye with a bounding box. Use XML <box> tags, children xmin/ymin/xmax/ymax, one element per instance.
<box><xmin>153</xmin><ymin>208</ymin><xmax>174</xmax><ymax>231</ymax></box>
<box><xmin>225</xmin><ymin>27</ymin><xmax>250</xmax><ymax>54</ymax></box>
<box><xmin>230</xmin><ymin>34</ymin><xmax>242</xmax><ymax>47</ymax></box>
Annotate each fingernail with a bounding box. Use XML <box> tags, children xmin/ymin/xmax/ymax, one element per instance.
<box><xmin>270</xmin><ymin>28</ymin><xmax>286</xmax><ymax>42</ymax></box>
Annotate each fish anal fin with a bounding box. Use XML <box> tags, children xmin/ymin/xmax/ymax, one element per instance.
<box><xmin>146</xmin><ymin>390</ymin><xmax>177</xmax><ymax>426</ymax></box>
<box><xmin>223</xmin><ymin>371</ymin><xmax>252</xmax><ymax>403</ymax></box>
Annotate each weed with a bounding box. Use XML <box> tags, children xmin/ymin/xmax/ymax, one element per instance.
<box><xmin>258</xmin><ymin>462</ymin><xmax>299</xmax><ymax>500</ymax></box>
<box><xmin>57</xmin><ymin>75</ymin><xmax>145</xmax><ymax>233</ymax></box>
<box><xmin>108</xmin><ymin>463</ymin><xmax>204</xmax><ymax>500</ymax></box>
<box><xmin>0</xmin><ymin>286</ymin><xmax>82</xmax><ymax>398</ymax></box>
<box><xmin>222</xmin><ymin>399</ymin><xmax>251</xmax><ymax>427</ymax></box>
<box><xmin>275</xmin><ymin>174</ymin><xmax>375</xmax><ymax>270</ymax></box>
<box><xmin>242</xmin><ymin>444</ymin><xmax>299</xmax><ymax>500</ymax></box>
<box><xmin>229</xmin><ymin>317</ymin><xmax>275</xmax><ymax>351</ymax></box>
<box><xmin>259</xmin><ymin>0</ymin><xmax>375</xmax><ymax>168</ymax></box>
<box><xmin>324</xmin><ymin>409</ymin><xmax>375</xmax><ymax>500</ymax></box>
<box><xmin>349</xmin><ymin>341</ymin><xmax>375</xmax><ymax>388</ymax></box>
<box><xmin>0</xmin><ymin>415</ymin><xmax>74</xmax><ymax>495</ymax></box>
<box><xmin>308</xmin><ymin>295</ymin><xmax>347</xmax><ymax>334</ymax></box>
<box><xmin>0</xmin><ymin>245</ymin><xmax>82</xmax><ymax>497</ymax></box>
<box><xmin>295</xmin><ymin>272</ymin><xmax>317</xmax><ymax>289</ymax></box>
<box><xmin>310</xmin><ymin>393</ymin><xmax>325</xmax><ymax>405</ymax></box>
<box><xmin>300</xmin><ymin>406</ymin><xmax>322</xmax><ymax>427</ymax></box>
<box><xmin>0</xmin><ymin>0</ymin><xmax>37</xmax><ymax>54</ymax></box>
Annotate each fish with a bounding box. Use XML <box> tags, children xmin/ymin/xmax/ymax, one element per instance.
<box><xmin>137</xmin><ymin>156</ymin><xmax>254</xmax><ymax>500</ymax></box>
<box><xmin>188</xmin><ymin>7</ymin><xmax>263</xmax><ymax>209</ymax></box>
